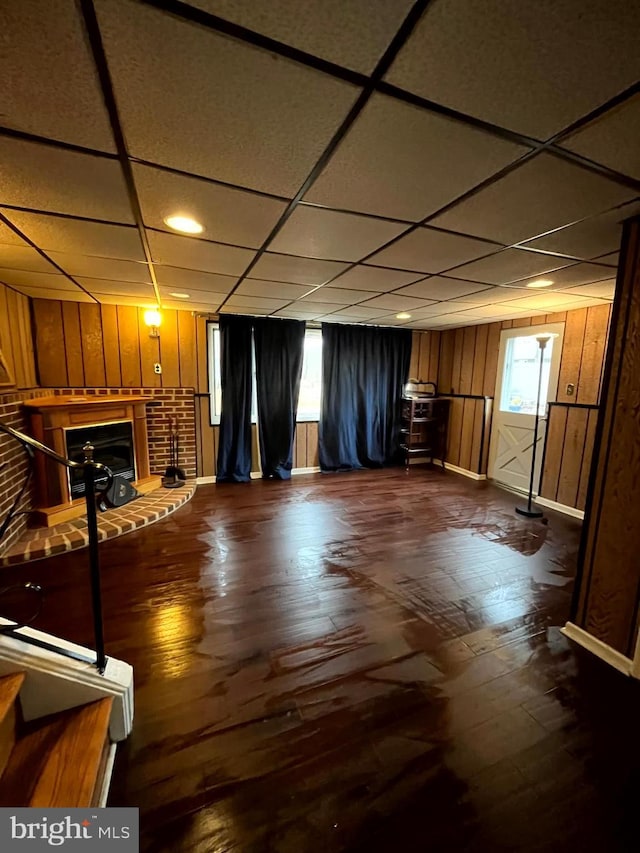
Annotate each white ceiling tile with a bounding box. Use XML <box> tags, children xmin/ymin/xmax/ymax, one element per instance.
<box><xmin>366</xmin><ymin>225</ymin><xmax>499</xmax><ymax>272</ymax></box>
<box><xmin>272</xmin><ymin>309</ymin><xmax>325</xmax><ymax>320</ymax></box>
<box><xmin>293</xmin><ymin>300</ymin><xmax>347</xmax><ymax>314</ymax></box>
<box><xmin>386</xmin><ymin>0</ymin><xmax>640</xmax><ymax>139</ymax></box>
<box><xmin>329</xmin><ymin>304</ymin><xmax>396</xmax><ymax>319</ymax></box>
<box><xmin>94</xmin><ymin>293</ymin><xmax>156</xmax><ymax>307</ymax></box>
<box><xmin>249</xmin><ymin>253</ymin><xmax>349</xmax><ymax>285</ymax></box>
<box><xmin>237</xmin><ymin>279</ymin><xmax>310</xmax><ymax>300</ymax></box>
<box><xmin>224</xmin><ymin>294</ymin><xmax>290</xmax><ymax>311</ymax></box>
<box><xmin>0</xmin><ymin>137</ymin><xmax>134</xmax><ymax>222</ymax></box>
<box><xmin>47</xmin><ymin>253</ymin><xmax>151</xmax><ymax>283</ymax></box>
<box><xmin>15</xmin><ymin>286</ymin><xmax>95</xmax><ymax>303</ymax></box>
<box><xmin>595</xmin><ymin>251</ymin><xmax>619</xmax><ymax>266</ymax></box>
<box><xmin>133</xmin><ymin>164</ymin><xmax>287</xmax><ymax>249</ymax></box>
<box><xmin>451</xmin><ymin>286</ymin><xmax>526</xmax><ymax>305</ymax></box>
<box><xmin>0</xmin><ymin>221</ymin><xmax>28</xmax><ymax>247</ymax></box>
<box><xmin>360</xmin><ymin>294</ymin><xmax>436</xmax><ymax>311</ymax></box>
<box><xmin>96</xmin><ymin>0</ymin><xmax>359</xmax><ymax>196</ymax></box>
<box><xmin>501</xmin><ymin>292</ymin><xmax>595</xmax><ymax>310</ymax></box>
<box><xmin>303</xmin><ymin>286</ymin><xmax>379</xmax><ymax>304</ymax></box>
<box><xmin>160</xmin><ymin>298</ymin><xmax>216</xmax><ymax>313</ymax></box>
<box><xmin>431</xmin><ymin>153</ymin><xmax>636</xmax><ymax>245</ymax></box>
<box><xmin>331</xmin><ymin>264</ymin><xmax>423</xmax><ymax>291</ymax></box>
<box><xmin>305</xmin><ymin>94</ymin><xmax>528</xmax><ymax>220</ymax></box>
<box><xmin>0</xmin><ymin>268</ymin><xmax>78</xmax><ymax>291</ymax></box>
<box><xmin>1</xmin><ymin>0</ymin><xmax>115</xmax><ymax>151</ymax></box>
<box><xmin>450</xmin><ymin>248</ymin><xmax>572</xmax><ymax>284</ymax></box>
<box><xmin>154</xmin><ymin>266</ymin><xmax>238</xmax><ymax>294</ymax></box>
<box><xmin>452</xmin><ymin>304</ymin><xmax>534</xmax><ymax>319</ymax></box>
<box><xmin>522</xmin><ymin>200</ymin><xmax>640</xmax><ymax>259</ymax></box>
<box><xmin>191</xmin><ymin>0</ymin><xmax>414</xmax><ymax>74</ymax></box>
<box><xmin>148</xmin><ymin>231</ymin><xmax>254</xmax><ymax>276</ymax></box>
<box><xmin>518</xmin><ymin>262</ymin><xmax>614</xmax><ymax>289</ymax></box>
<box><xmin>158</xmin><ymin>287</ymin><xmax>227</xmax><ymax>307</ymax></box>
<box><xmin>77</xmin><ymin>279</ymin><xmax>157</xmax><ymax>298</ymax></box>
<box><xmin>270</xmin><ymin>206</ymin><xmax>406</xmax><ymax>261</ymax></box>
<box><xmin>564</xmin><ymin>280</ymin><xmax>616</xmax><ymax>300</ymax></box>
<box><xmin>397</xmin><ymin>302</ymin><xmax>465</xmax><ymax>318</ymax></box>
<box><xmin>559</xmin><ymin>94</ymin><xmax>640</xmax><ymax>180</ymax></box>
<box><xmin>0</xmin><ymin>245</ymin><xmax>59</xmax><ymax>274</ymax></box>
<box><xmin>2</xmin><ymin>210</ymin><xmax>145</xmax><ymax>261</ymax></box>
<box><xmin>394</xmin><ymin>277</ymin><xmax>493</xmax><ymax>301</ymax></box>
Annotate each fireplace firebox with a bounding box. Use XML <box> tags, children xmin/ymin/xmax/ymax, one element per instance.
<box><xmin>65</xmin><ymin>420</ymin><xmax>136</xmax><ymax>497</ymax></box>
<box><xmin>23</xmin><ymin>395</ymin><xmax>161</xmax><ymax>527</ymax></box>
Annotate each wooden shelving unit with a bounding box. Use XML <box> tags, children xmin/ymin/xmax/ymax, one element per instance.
<box><xmin>400</xmin><ymin>397</ymin><xmax>450</xmax><ymax>468</ymax></box>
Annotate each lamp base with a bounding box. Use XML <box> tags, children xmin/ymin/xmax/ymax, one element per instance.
<box><xmin>515</xmin><ymin>504</ymin><xmax>544</xmax><ymax>519</ymax></box>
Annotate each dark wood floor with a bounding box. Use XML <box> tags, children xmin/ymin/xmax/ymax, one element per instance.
<box><xmin>5</xmin><ymin>468</ymin><xmax>640</xmax><ymax>851</ymax></box>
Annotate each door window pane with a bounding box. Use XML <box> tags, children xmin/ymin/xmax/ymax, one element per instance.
<box><xmin>499</xmin><ymin>335</ymin><xmax>554</xmax><ymax>416</ymax></box>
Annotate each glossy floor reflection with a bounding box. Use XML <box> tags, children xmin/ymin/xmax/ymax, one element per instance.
<box><xmin>7</xmin><ymin>468</ymin><xmax>640</xmax><ymax>851</ymax></box>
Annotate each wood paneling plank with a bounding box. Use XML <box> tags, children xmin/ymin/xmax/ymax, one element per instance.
<box><xmin>556</xmin><ymin>407</ymin><xmax>589</xmax><ymax>508</ymax></box>
<box><xmin>159</xmin><ymin>310</ymin><xmax>180</xmax><ymax>388</ymax></box>
<box><xmin>429</xmin><ymin>331</ymin><xmax>440</xmax><ymax>385</ymax></box>
<box><xmin>62</xmin><ymin>302</ymin><xmax>84</xmax><ymax>386</ymax></box>
<box><xmin>438</xmin><ymin>330</ymin><xmax>455</xmax><ymax>394</ymax></box>
<box><xmin>483</xmin><ymin>323</ymin><xmax>502</xmax><ymax>398</ymax></box>
<box><xmin>577</xmin><ymin>304</ymin><xmax>611</xmax><ymax>405</ymax></box>
<box><xmin>33</xmin><ymin>299</ymin><xmax>67</xmax><ymax>387</ymax></box>
<box><xmin>101</xmin><ymin>305</ymin><xmax>121</xmax><ymax>387</ymax></box>
<box><xmin>557</xmin><ymin>308</ymin><xmax>587</xmax><ymax>403</ymax></box>
<box><xmin>471</xmin><ymin>324</ymin><xmax>488</xmax><ymax>396</ymax></box>
<box><xmin>195</xmin><ymin>316</ymin><xmax>210</xmax><ymax>394</ymax></box>
<box><xmin>458</xmin><ymin>398</ymin><xmax>475</xmax><ymax>471</ymax></box>
<box><xmin>577</xmin><ymin>408</ymin><xmax>598</xmax><ymax>511</ymax></box>
<box><xmin>451</xmin><ymin>329</ymin><xmax>465</xmax><ymax>394</ymax></box>
<box><xmin>138</xmin><ymin>309</ymin><xmax>161</xmax><ymax>388</ymax></box>
<box><xmin>445</xmin><ymin>397</ymin><xmax>464</xmax><ymax>466</ymax></box>
<box><xmin>116</xmin><ymin>305</ymin><xmax>141</xmax><ymax>387</ymax></box>
<box><xmin>539</xmin><ymin>406</ymin><xmax>568</xmax><ymax>502</ymax></box>
<box><xmin>459</xmin><ymin>327</ymin><xmax>476</xmax><ymax>395</ymax></box>
<box><xmin>178</xmin><ymin>312</ymin><xmax>197</xmax><ymax>389</ymax></box>
<box><xmin>78</xmin><ymin>304</ymin><xmax>106</xmax><ymax>387</ymax></box>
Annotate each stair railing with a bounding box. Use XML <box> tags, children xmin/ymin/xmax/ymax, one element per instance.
<box><xmin>0</xmin><ymin>421</ymin><xmax>113</xmax><ymax>673</ymax></box>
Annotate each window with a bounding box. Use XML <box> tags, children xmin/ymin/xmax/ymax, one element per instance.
<box><xmin>208</xmin><ymin>323</ymin><xmax>322</xmax><ymax>424</ymax></box>
<box><xmin>499</xmin><ymin>335</ymin><xmax>554</xmax><ymax>417</ymax></box>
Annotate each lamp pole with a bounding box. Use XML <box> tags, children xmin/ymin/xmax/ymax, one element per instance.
<box><xmin>515</xmin><ymin>334</ymin><xmax>551</xmax><ymax>519</ymax></box>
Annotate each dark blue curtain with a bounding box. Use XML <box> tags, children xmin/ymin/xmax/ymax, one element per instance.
<box><xmin>254</xmin><ymin>318</ymin><xmax>305</xmax><ymax>480</ymax></box>
<box><xmin>319</xmin><ymin>323</ymin><xmax>411</xmax><ymax>471</ymax></box>
<box><xmin>216</xmin><ymin>315</ymin><xmax>253</xmax><ymax>483</ymax></box>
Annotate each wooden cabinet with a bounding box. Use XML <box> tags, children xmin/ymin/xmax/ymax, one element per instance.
<box><xmin>400</xmin><ymin>397</ymin><xmax>450</xmax><ymax>468</ymax></box>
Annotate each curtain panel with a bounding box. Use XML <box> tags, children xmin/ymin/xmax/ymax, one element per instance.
<box><xmin>254</xmin><ymin>318</ymin><xmax>305</xmax><ymax>480</ymax></box>
<box><xmin>319</xmin><ymin>323</ymin><xmax>411</xmax><ymax>471</ymax></box>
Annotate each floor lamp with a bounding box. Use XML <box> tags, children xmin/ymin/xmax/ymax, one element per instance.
<box><xmin>515</xmin><ymin>333</ymin><xmax>552</xmax><ymax>519</ymax></box>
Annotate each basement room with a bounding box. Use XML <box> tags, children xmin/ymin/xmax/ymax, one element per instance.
<box><xmin>1</xmin><ymin>0</ymin><xmax>640</xmax><ymax>850</ymax></box>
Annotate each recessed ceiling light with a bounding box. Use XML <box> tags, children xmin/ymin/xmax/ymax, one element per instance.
<box><xmin>527</xmin><ymin>279</ymin><xmax>554</xmax><ymax>289</ymax></box>
<box><xmin>169</xmin><ymin>292</ymin><xmax>190</xmax><ymax>299</ymax></box>
<box><xmin>396</xmin><ymin>312</ymin><xmax>412</xmax><ymax>319</ymax></box>
<box><xmin>164</xmin><ymin>215</ymin><xmax>203</xmax><ymax>234</ymax></box>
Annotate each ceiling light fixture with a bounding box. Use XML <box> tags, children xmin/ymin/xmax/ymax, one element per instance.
<box><xmin>164</xmin><ymin>215</ymin><xmax>203</xmax><ymax>235</ymax></box>
<box><xmin>169</xmin><ymin>292</ymin><xmax>190</xmax><ymax>299</ymax></box>
<box><xmin>396</xmin><ymin>312</ymin><xmax>412</xmax><ymax>319</ymax></box>
<box><xmin>527</xmin><ymin>279</ymin><xmax>554</xmax><ymax>289</ymax></box>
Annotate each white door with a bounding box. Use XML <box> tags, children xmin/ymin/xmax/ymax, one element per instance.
<box><xmin>488</xmin><ymin>323</ymin><xmax>564</xmax><ymax>494</ymax></box>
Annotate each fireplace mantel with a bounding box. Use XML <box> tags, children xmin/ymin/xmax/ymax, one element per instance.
<box><xmin>25</xmin><ymin>395</ymin><xmax>161</xmax><ymax>527</ymax></box>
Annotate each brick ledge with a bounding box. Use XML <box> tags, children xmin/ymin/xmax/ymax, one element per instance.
<box><xmin>0</xmin><ymin>483</ymin><xmax>196</xmax><ymax>567</ymax></box>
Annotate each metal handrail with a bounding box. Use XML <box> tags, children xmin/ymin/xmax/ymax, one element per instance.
<box><xmin>0</xmin><ymin>421</ymin><xmax>113</xmax><ymax>673</ymax></box>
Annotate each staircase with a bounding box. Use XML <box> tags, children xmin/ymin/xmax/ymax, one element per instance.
<box><xmin>0</xmin><ymin>672</ymin><xmax>114</xmax><ymax>807</ymax></box>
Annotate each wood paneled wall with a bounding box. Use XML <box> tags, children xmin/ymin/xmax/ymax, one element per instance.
<box><xmin>539</xmin><ymin>404</ymin><xmax>598</xmax><ymax>510</ymax></box>
<box><xmin>432</xmin><ymin>307</ymin><xmax>611</xmax><ymax>490</ymax></box>
<box><xmin>0</xmin><ymin>283</ymin><xmax>37</xmax><ymax>390</ymax></box>
<box><xmin>575</xmin><ymin>218</ymin><xmax>640</xmax><ymax>658</ymax></box>
<box><xmin>31</xmin><ymin>300</ymin><xmax>197</xmax><ymax>389</ymax></box>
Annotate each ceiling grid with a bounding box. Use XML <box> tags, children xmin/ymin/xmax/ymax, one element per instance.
<box><xmin>0</xmin><ymin>0</ymin><xmax>638</xmax><ymax>326</ymax></box>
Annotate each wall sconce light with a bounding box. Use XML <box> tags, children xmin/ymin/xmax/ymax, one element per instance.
<box><xmin>144</xmin><ymin>309</ymin><xmax>162</xmax><ymax>339</ymax></box>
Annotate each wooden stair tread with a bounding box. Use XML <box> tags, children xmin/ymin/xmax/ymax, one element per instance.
<box><xmin>0</xmin><ymin>673</ymin><xmax>25</xmax><ymax>726</ymax></box>
<box><xmin>0</xmin><ymin>697</ymin><xmax>113</xmax><ymax>807</ymax></box>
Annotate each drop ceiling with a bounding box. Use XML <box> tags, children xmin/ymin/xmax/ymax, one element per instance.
<box><xmin>0</xmin><ymin>0</ymin><xmax>638</xmax><ymax>330</ymax></box>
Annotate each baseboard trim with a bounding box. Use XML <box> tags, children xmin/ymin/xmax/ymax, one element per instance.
<box><xmin>434</xmin><ymin>461</ymin><xmax>487</xmax><ymax>481</ymax></box>
<box><xmin>536</xmin><ymin>496</ymin><xmax>585</xmax><ymax>520</ymax></box>
<box><xmin>197</xmin><ymin>467</ymin><xmax>320</xmax><ymax>485</ymax></box>
<box><xmin>562</xmin><ymin>622</ymin><xmax>633</xmax><ymax>676</ymax></box>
